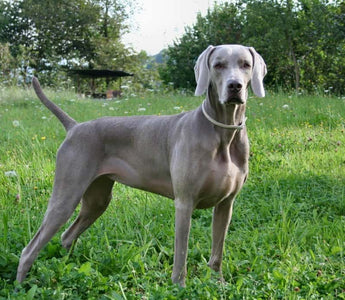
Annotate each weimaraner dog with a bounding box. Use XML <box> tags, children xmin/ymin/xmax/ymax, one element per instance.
<box><xmin>17</xmin><ymin>44</ymin><xmax>266</xmax><ymax>286</ymax></box>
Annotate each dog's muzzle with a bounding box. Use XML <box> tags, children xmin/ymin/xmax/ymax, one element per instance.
<box><xmin>225</xmin><ymin>80</ymin><xmax>245</xmax><ymax>104</ymax></box>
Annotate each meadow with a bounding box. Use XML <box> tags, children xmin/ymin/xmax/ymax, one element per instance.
<box><xmin>0</xmin><ymin>86</ymin><xmax>344</xmax><ymax>299</ymax></box>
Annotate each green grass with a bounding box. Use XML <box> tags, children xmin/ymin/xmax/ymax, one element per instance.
<box><xmin>0</xmin><ymin>86</ymin><xmax>345</xmax><ymax>299</ymax></box>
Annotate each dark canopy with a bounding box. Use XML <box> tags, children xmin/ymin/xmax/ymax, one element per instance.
<box><xmin>67</xmin><ymin>69</ymin><xmax>134</xmax><ymax>98</ymax></box>
<box><xmin>68</xmin><ymin>69</ymin><xmax>134</xmax><ymax>79</ymax></box>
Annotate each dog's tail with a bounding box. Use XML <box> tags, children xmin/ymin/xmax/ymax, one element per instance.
<box><xmin>32</xmin><ymin>77</ymin><xmax>77</xmax><ymax>131</ymax></box>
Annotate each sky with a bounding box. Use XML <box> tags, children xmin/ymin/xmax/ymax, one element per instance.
<box><xmin>122</xmin><ymin>0</ymin><xmax>222</xmax><ymax>55</ymax></box>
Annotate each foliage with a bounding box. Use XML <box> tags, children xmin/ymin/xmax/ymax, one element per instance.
<box><xmin>121</xmin><ymin>51</ymin><xmax>163</xmax><ymax>94</ymax></box>
<box><xmin>243</xmin><ymin>0</ymin><xmax>345</xmax><ymax>94</ymax></box>
<box><xmin>0</xmin><ymin>43</ymin><xmax>16</xmax><ymax>85</ymax></box>
<box><xmin>159</xmin><ymin>2</ymin><xmax>243</xmax><ymax>90</ymax></box>
<box><xmin>0</xmin><ymin>0</ymin><xmax>98</xmax><ymax>70</ymax></box>
<box><xmin>160</xmin><ymin>0</ymin><xmax>345</xmax><ymax>94</ymax></box>
<box><xmin>0</xmin><ymin>0</ymin><xmax>152</xmax><ymax>89</ymax></box>
<box><xmin>0</xmin><ymin>88</ymin><xmax>345</xmax><ymax>298</ymax></box>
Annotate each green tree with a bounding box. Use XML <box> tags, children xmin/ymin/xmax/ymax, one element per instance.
<box><xmin>1</xmin><ymin>1</ymin><xmax>98</xmax><ymax>66</ymax></box>
<box><xmin>161</xmin><ymin>0</ymin><xmax>345</xmax><ymax>94</ymax></box>
<box><xmin>0</xmin><ymin>43</ymin><xmax>16</xmax><ymax>84</ymax></box>
<box><xmin>0</xmin><ymin>0</ymin><xmax>137</xmax><ymax>85</ymax></box>
<box><xmin>90</xmin><ymin>0</ymin><xmax>136</xmax><ymax>66</ymax></box>
<box><xmin>123</xmin><ymin>50</ymin><xmax>162</xmax><ymax>94</ymax></box>
<box><xmin>160</xmin><ymin>2</ymin><xmax>243</xmax><ymax>90</ymax></box>
<box><xmin>296</xmin><ymin>0</ymin><xmax>345</xmax><ymax>94</ymax></box>
<box><xmin>244</xmin><ymin>0</ymin><xmax>345</xmax><ymax>93</ymax></box>
<box><xmin>243</xmin><ymin>0</ymin><xmax>303</xmax><ymax>91</ymax></box>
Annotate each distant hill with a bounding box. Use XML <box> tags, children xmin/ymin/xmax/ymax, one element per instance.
<box><xmin>146</xmin><ymin>49</ymin><xmax>167</xmax><ymax>69</ymax></box>
<box><xmin>152</xmin><ymin>50</ymin><xmax>166</xmax><ymax>64</ymax></box>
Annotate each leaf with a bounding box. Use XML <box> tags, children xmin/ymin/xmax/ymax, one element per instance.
<box><xmin>108</xmin><ymin>291</ymin><xmax>124</xmax><ymax>300</ymax></box>
<box><xmin>331</xmin><ymin>246</ymin><xmax>343</xmax><ymax>255</ymax></box>
<box><xmin>26</xmin><ymin>284</ymin><xmax>37</xmax><ymax>300</ymax></box>
<box><xmin>236</xmin><ymin>277</ymin><xmax>244</xmax><ymax>292</ymax></box>
<box><xmin>273</xmin><ymin>269</ymin><xmax>284</xmax><ymax>281</ymax></box>
<box><xmin>78</xmin><ymin>262</ymin><xmax>92</xmax><ymax>276</ymax></box>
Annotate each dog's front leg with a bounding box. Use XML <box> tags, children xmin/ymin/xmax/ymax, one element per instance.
<box><xmin>208</xmin><ymin>196</ymin><xmax>235</xmax><ymax>281</ymax></box>
<box><xmin>171</xmin><ymin>198</ymin><xmax>193</xmax><ymax>287</ymax></box>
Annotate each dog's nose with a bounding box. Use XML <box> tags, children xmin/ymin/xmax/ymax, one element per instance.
<box><xmin>227</xmin><ymin>80</ymin><xmax>242</xmax><ymax>93</ymax></box>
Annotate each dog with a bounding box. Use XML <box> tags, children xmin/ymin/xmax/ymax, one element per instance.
<box><xmin>16</xmin><ymin>44</ymin><xmax>266</xmax><ymax>286</ymax></box>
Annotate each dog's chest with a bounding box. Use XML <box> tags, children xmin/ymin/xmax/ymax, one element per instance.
<box><xmin>195</xmin><ymin>153</ymin><xmax>247</xmax><ymax>209</ymax></box>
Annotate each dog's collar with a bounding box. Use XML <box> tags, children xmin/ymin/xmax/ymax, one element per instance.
<box><xmin>201</xmin><ymin>100</ymin><xmax>247</xmax><ymax>130</ymax></box>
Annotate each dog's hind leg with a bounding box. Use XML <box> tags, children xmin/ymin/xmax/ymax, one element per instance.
<box><xmin>16</xmin><ymin>189</ymin><xmax>85</xmax><ymax>282</ymax></box>
<box><xmin>16</xmin><ymin>145</ymin><xmax>99</xmax><ymax>283</ymax></box>
<box><xmin>61</xmin><ymin>175</ymin><xmax>114</xmax><ymax>250</ymax></box>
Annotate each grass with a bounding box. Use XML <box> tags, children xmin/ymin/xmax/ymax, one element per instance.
<box><xmin>0</xmin><ymin>86</ymin><xmax>345</xmax><ymax>299</ymax></box>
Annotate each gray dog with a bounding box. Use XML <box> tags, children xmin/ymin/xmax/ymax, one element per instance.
<box><xmin>17</xmin><ymin>44</ymin><xmax>266</xmax><ymax>286</ymax></box>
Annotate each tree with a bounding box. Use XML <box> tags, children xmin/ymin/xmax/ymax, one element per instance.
<box><xmin>1</xmin><ymin>1</ymin><xmax>98</xmax><ymax>65</ymax></box>
<box><xmin>244</xmin><ymin>0</ymin><xmax>345</xmax><ymax>93</ymax></box>
<box><xmin>160</xmin><ymin>2</ymin><xmax>243</xmax><ymax>90</ymax></box>
<box><xmin>296</xmin><ymin>0</ymin><xmax>345</xmax><ymax>94</ymax></box>
<box><xmin>0</xmin><ymin>0</ymin><xmax>137</xmax><ymax>85</ymax></box>
<box><xmin>0</xmin><ymin>43</ymin><xmax>16</xmax><ymax>84</ymax></box>
<box><xmin>242</xmin><ymin>0</ymin><xmax>303</xmax><ymax>91</ymax></box>
<box><xmin>160</xmin><ymin>0</ymin><xmax>345</xmax><ymax>94</ymax></box>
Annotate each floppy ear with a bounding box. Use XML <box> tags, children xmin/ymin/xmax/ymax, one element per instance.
<box><xmin>248</xmin><ymin>47</ymin><xmax>267</xmax><ymax>98</ymax></box>
<box><xmin>194</xmin><ymin>45</ymin><xmax>215</xmax><ymax>96</ymax></box>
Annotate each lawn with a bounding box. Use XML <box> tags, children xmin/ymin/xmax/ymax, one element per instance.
<box><xmin>0</xmin><ymin>86</ymin><xmax>344</xmax><ymax>299</ymax></box>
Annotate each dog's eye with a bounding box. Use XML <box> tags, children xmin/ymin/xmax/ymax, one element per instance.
<box><xmin>214</xmin><ymin>63</ymin><xmax>225</xmax><ymax>70</ymax></box>
<box><xmin>243</xmin><ymin>62</ymin><xmax>251</xmax><ymax>69</ymax></box>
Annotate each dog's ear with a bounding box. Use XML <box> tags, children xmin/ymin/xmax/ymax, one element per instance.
<box><xmin>248</xmin><ymin>47</ymin><xmax>267</xmax><ymax>98</ymax></box>
<box><xmin>194</xmin><ymin>45</ymin><xmax>215</xmax><ymax>96</ymax></box>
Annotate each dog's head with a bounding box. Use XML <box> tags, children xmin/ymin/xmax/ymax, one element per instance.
<box><xmin>194</xmin><ymin>45</ymin><xmax>267</xmax><ymax>104</ymax></box>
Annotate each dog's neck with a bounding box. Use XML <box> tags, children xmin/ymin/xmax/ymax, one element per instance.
<box><xmin>204</xmin><ymin>86</ymin><xmax>247</xmax><ymax>143</ymax></box>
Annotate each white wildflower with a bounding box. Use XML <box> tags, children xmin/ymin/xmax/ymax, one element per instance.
<box><xmin>12</xmin><ymin>120</ymin><xmax>20</xmax><ymax>127</ymax></box>
<box><xmin>5</xmin><ymin>170</ymin><xmax>17</xmax><ymax>177</ymax></box>
<box><xmin>282</xmin><ymin>104</ymin><xmax>289</xmax><ymax>109</ymax></box>
<box><xmin>138</xmin><ymin>107</ymin><xmax>146</xmax><ymax>112</ymax></box>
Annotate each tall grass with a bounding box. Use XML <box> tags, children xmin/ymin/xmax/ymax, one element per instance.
<box><xmin>0</xmin><ymin>86</ymin><xmax>344</xmax><ymax>299</ymax></box>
